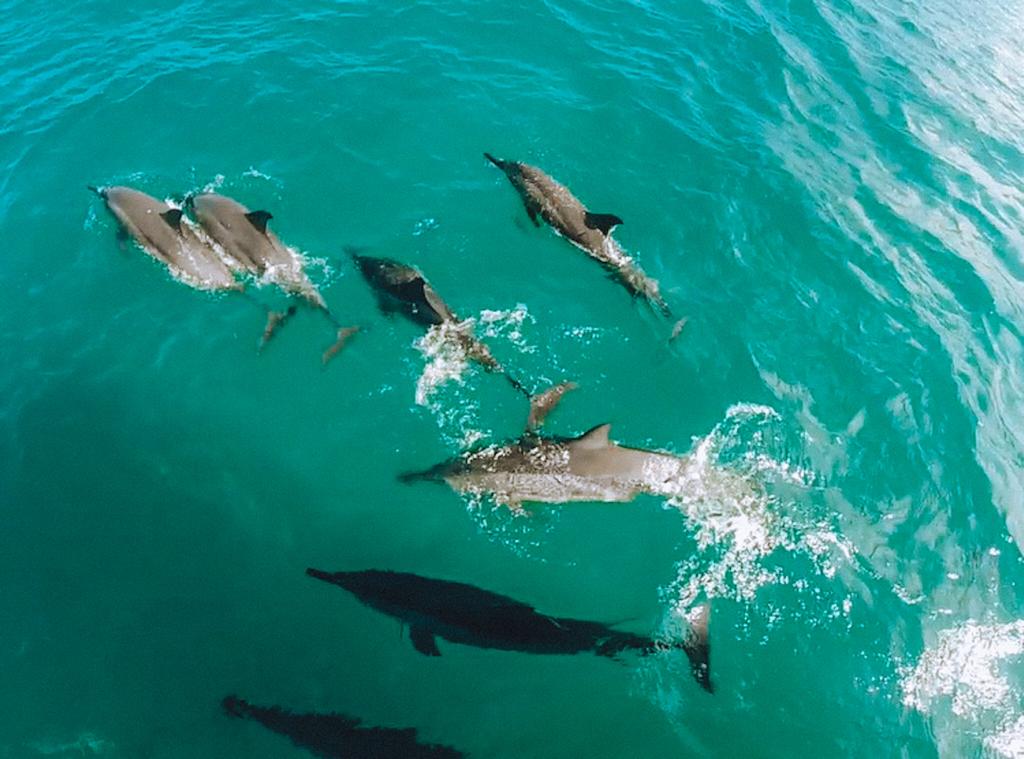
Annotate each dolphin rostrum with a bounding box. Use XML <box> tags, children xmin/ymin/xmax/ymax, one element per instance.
<box><xmin>189</xmin><ymin>192</ymin><xmax>357</xmax><ymax>361</ymax></box>
<box><xmin>90</xmin><ymin>186</ymin><xmax>240</xmax><ymax>292</ymax></box>
<box><xmin>222</xmin><ymin>695</ymin><xmax>464</xmax><ymax>759</ymax></box>
<box><xmin>352</xmin><ymin>252</ymin><xmax>573</xmax><ymax>427</ymax></box>
<box><xmin>306</xmin><ymin>568</ymin><xmax>712</xmax><ymax>693</ymax></box>
<box><xmin>484</xmin><ymin>153</ymin><xmax>669</xmax><ymax>315</ymax></box>
<box><xmin>401</xmin><ymin>423</ymin><xmax>686</xmax><ymax>509</ymax></box>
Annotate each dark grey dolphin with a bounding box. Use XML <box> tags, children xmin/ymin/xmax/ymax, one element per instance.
<box><xmin>401</xmin><ymin>423</ymin><xmax>686</xmax><ymax>509</ymax></box>
<box><xmin>222</xmin><ymin>696</ymin><xmax>464</xmax><ymax>759</ymax></box>
<box><xmin>352</xmin><ymin>253</ymin><xmax>573</xmax><ymax>427</ymax></box>
<box><xmin>484</xmin><ymin>153</ymin><xmax>669</xmax><ymax>315</ymax></box>
<box><xmin>90</xmin><ymin>186</ymin><xmax>240</xmax><ymax>292</ymax></box>
<box><xmin>189</xmin><ymin>193</ymin><xmax>358</xmax><ymax>362</ymax></box>
<box><xmin>306</xmin><ymin>568</ymin><xmax>712</xmax><ymax>693</ymax></box>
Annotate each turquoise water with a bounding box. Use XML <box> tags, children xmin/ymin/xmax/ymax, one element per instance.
<box><xmin>3</xmin><ymin>0</ymin><xmax>1024</xmax><ymax>755</ymax></box>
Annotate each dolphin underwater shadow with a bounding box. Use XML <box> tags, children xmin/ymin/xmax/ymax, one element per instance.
<box><xmin>186</xmin><ymin>192</ymin><xmax>359</xmax><ymax>363</ymax></box>
<box><xmin>401</xmin><ymin>422</ymin><xmax>690</xmax><ymax>511</ymax></box>
<box><xmin>351</xmin><ymin>251</ymin><xmax>574</xmax><ymax>428</ymax></box>
<box><xmin>222</xmin><ymin>695</ymin><xmax>464</xmax><ymax>759</ymax></box>
<box><xmin>484</xmin><ymin>153</ymin><xmax>670</xmax><ymax>317</ymax></box>
<box><xmin>306</xmin><ymin>568</ymin><xmax>713</xmax><ymax>693</ymax></box>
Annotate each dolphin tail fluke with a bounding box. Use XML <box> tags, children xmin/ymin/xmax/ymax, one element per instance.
<box><xmin>258</xmin><ymin>305</ymin><xmax>298</xmax><ymax>353</ymax></box>
<box><xmin>681</xmin><ymin>604</ymin><xmax>713</xmax><ymax>694</ymax></box>
<box><xmin>527</xmin><ymin>381</ymin><xmax>578</xmax><ymax>430</ymax></box>
<box><xmin>321</xmin><ymin>326</ymin><xmax>359</xmax><ymax>367</ymax></box>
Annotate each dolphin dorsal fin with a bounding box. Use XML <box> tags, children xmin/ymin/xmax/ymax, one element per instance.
<box><xmin>575</xmin><ymin>423</ymin><xmax>611</xmax><ymax>449</ymax></box>
<box><xmin>245</xmin><ymin>210</ymin><xmax>273</xmax><ymax>234</ymax></box>
<box><xmin>583</xmin><ymin>212</ymin><xmax>623</xmax><ymax>236</ymax></box>
<box><xmin>422</xmin><ymin>282</ymin><xmax>454</xmax><ymax>322</ymax></box>
<box><xmin>160</xmin><ymin>209</ymin><xmax>184</xmax><ymax>232</ymax></box>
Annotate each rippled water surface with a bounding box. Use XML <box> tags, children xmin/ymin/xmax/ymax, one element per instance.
<box><xmin>3</xmin><ymin>0</ymin><xmax>1024</xmax><ymax>756</ymax></box>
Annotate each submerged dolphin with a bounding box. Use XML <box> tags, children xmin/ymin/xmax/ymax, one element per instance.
<box><xmin>484</xmin><ymin>153</ymin><xmax>669</xmax><ymax>314</ymax></box>
<box><xmin>306</xmin><ymin>568</ymin><xmax>712</xmax><ymax>693</ymax></box>
<box><xmin>401</xmin><ymin>423</ymin><xmax>685</xmax><ymax>508</ymax></box>
<box><xmin>222</xmin><ymin>696</ymin><xmax>463</xmax><ymax>759</ymax></box>
<box><xmin>189</xmin><ymin>193</ymin><xmax>357</xmax><ymax>361</ymax></box>
<box><xmin>352</xmin><ymin>253</ymin><xmax>572</xmax><ymax>427</ymax></box>
<box><xmin>90</xmin><ymin>186</ymin><xmax>240</xmax><ymax>291</ymax></box>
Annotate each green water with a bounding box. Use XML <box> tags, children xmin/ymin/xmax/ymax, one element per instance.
<box><xmin>3</xmin><ymin>0</ymin><xmax>1024</xmax><ymax>756</ymax></box>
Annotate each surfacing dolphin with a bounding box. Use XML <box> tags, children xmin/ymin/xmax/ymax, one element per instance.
<box><xmin>484</xmin><ymin>153</ymin><xmax>669</xmax><ymax>315</ymax></box>
<box><xmin>90</xmin><ymin>186</ymin><xmax>241</xmax><ymax>292</ymax></box>
<box><xmin>189</xmin><ymin>192</ymin><xmax>358</xmax><ymax>362</ymax></box>
<box><xmin>352</xmin><ymin>252</ymin><xmax>573</xmax><ymax>428</ymax></box>
<box><xmin>401</xmin><ymin>422</ymin><xmax>685</xmax><ymax>509</ymax></box>
<box><xmin>306</xmin><ymin>568</ymin><xmax>712</xmax><ymax>693</ymax></box>
<box><xmin>222</xmin><ymin>695</ymin><xmax>464</xmax><ymax>759</ymax></box>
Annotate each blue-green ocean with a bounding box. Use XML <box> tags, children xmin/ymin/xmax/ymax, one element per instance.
<box><xmin>3</xmin><ymin>0</ymin><xmax>1024</xmax><ymax>756</ymax></box>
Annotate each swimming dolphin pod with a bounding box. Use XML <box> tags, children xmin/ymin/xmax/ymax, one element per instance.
<box><xmin>485</xmin><ymin>153</ymin><xmax>670</xmax><ymax>315</ymax></box>
<box><xmin>401</xmin><ymin>422</ymin><xmax>685</xmax><ymax>509</ymax></box>
<box><xmin>306</xmin><ymin>568</ymin><xmax>713</xmax><ymax>693</ymax></box>
<box><xmin>352</xmin><ymin>252</ymin><xmax>574</xmax><ymax>428</ymax></box>
<box><xmin>90</xmin><ymin>186</ymin><xmax>357</xmax><ymax>361</ymax></box>
<box><xmin>89</xmin><ymin>186</ymin><xmax>240</xmax><ymax>292</ymax></box>
<box><xmin>222</xmin><ymin>695</ymin><xmax>464</xmax><ymax>759</ymax></box>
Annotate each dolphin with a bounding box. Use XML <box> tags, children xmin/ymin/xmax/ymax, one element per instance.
<box><xmin>401</xmin><ymin>423</ymin><xmax>685</xmax><ymax>509</ymax></box>
<box><xmin>484</xmin><ymin>153</ymin><xmax>669</xmax><ymax>315</ymax></box>
<box><xmin>306</xmin><ymin>568</ymin><xmax>712</xmax><ymax>693</ymax></box>
<box><xmin>352</xmin><ymin>253</ymin><xmax>572</xmax><ymax>426</ymax></box>
<box><xmin>222</xmin><ymin>695</ymin><xmax>464</xmax><ymax>759</ymax></box>
<box><xmin>189</xmin><ymin>192</ymin><xmax>358</xmax><ymax>361</ymax></box>
<box><xmin>190</xmin><ymin>193</ymin><xmax>324</xmax><ymax>307</ymax></box>
<box><xmin>90</xmin><ymin>186</ymin><xmax>240</xmax><ymax>292</ymax></box>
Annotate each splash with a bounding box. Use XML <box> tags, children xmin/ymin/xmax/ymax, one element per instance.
<box><xmin>478</xmin><ymin>304</ymin><xmax>535</xmax><ymax>354</ymax></box>
<box><xmin>661</xmin><ymin>403</ymin><xmax>838</xmax><ymax>607</ymax></box>
<box><xmin>902</xmin><ymin>620</ymin><xmax>1024</xmax><ymax>757</ymax></box>
<box><xmin>414</xmin><ymin>306</ymin><xmax>534</xmax><ymax>406</ymax></box>
<box><xmin>414</xmin><ymin>319</ymin><xmax>473</xmax><ymax>407</ymax></box>
<box><xmin>200</xmin><ymin>174</ymin><xmax>226</xmax><ymax>193</ymax></box>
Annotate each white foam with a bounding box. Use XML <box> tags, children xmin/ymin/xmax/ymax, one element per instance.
<box><xmin>902</xmin><ymin>619</ymin><xmax>1024</xmax><ymax>756</ymax></box>
<box><xmin>414</xmin><ymin>319</ymin><xmax>473</xmax><ymax>407</ymax></box>
<box><xmin>659</xmin><ymin>403</ymin><xmax>849</xmax><ymax>605</ymax></box>
<box><xmin>478</xmin><ymin>303</ymin><xmax>536</xmax><ymax>354</ymax></box>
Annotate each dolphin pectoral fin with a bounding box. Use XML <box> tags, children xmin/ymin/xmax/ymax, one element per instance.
<box><xmin>115</xmin><ymin>225</ymin><xmax>130</xmax><ymax>252</ymax></box>
<box><xmin>321</xmin><ymin>326</ymin><xmax>359</xmax><ymax>367</ymax></box>
<box><xmin>526</xmin><ymin>204</ymin><xmax>541</xmax><ymax>227</ymax></box>
<box><xmin>160</xmin><ymin>209</ymin><xmax>184</xmax><ymax>232</ymax></box>
<box><xmin>245</xmin><ymin>210</ymin><xmax>273</xmax><ymax>234</ymax></box>
<box><xmin>527</xmin><ymin>381</ymin><xmax>578</xmax><ymax>430</ymax></box>
<box><xmin>583</xmin><ymin>212</ymin><xmax>623</xmax><ymax>236</ymax></box>
<box><xmin>409</xmin><ymin>626</ymin><xmax>441</xmax><ymax>657</ymax></box>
